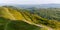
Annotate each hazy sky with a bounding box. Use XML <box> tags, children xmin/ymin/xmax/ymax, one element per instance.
<box><xmin>0</xmin><ymin>0</ymin><xmax>60</xmax><ymax>4</ymax></box>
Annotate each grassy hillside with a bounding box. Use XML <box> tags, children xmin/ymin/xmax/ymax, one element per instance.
<box><xmin>33</xmin><ymin>8</ymin><xmax>60</xmax><ymax>21</ymax></box>
<box><xmin>0</xmin><ymin>17</ymin><xmax>41</xmax><ymax>30</ymax></box>
<box><xmin>17</xmin><ymin>9</ymin><xmax>60</xmax><ymax>30</ymax></box>
<box><xmin>0</xmin><ymin>6</ymin><xmax>60</xmax><ymax>30</ymax></box>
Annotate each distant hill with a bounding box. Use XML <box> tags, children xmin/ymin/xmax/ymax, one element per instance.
<box><xmin>11</xmin><ymin>4</ymin><xmax>60</xmax><ymax>8</ymax></box>
<box><xmin>1</xmin><ymin>4</ymin><xmax>60</xmax><ymax>8</ymax></box>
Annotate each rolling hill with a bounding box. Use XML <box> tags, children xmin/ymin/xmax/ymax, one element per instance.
<box><xmin>0</xmin><ymin>6</ymin><xmax>60</xmax><ymax>30</ymax></box>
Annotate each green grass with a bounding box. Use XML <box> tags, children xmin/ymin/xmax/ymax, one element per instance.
<box><xmin>0</xmin><ymin>17</ymin><xmax>41</xmax><ymax>30</ymax></box>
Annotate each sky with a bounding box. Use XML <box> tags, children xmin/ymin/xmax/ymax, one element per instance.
<box><xmin>0</xmin><ymin>0</ymin><xmax>60</xmax><ymax>4</ymax></box>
